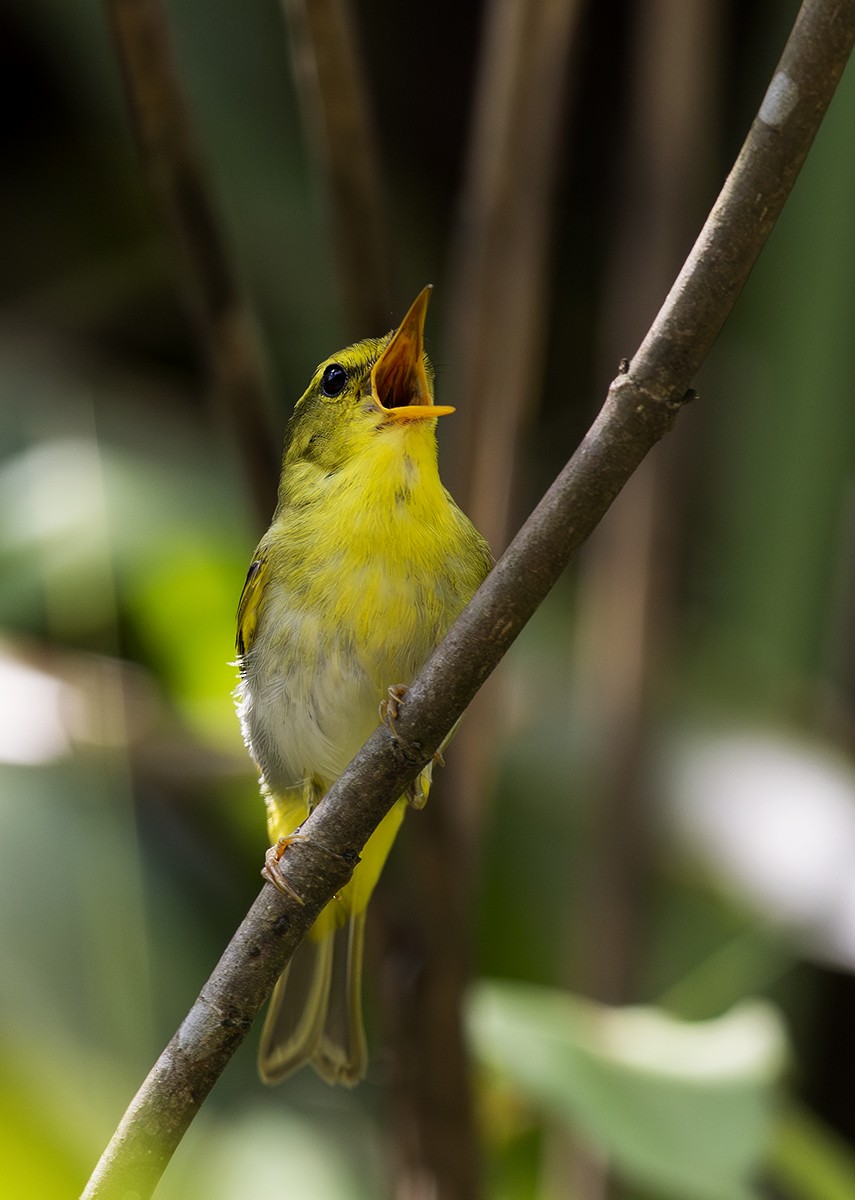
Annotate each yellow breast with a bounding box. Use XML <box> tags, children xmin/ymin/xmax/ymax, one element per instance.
<box><xmin>237</xmin><ymin>421</ymin><xmax>489</xmax><ymax>798</ymax></box>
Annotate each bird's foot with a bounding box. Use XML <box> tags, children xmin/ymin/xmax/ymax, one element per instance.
<box><xmin>380</xmin><ymin>683</ymin><xmax>409</xmax><ymax>734</ymax></box>
<box><xmin>261</xmin><ymin>835</ymin><xmax>306</xmax><ymax>902</ymax></box>
<box><xmin>262</xmin><ymin>832</ymin><xmax>360</xmax><ymax>898</ymax></box>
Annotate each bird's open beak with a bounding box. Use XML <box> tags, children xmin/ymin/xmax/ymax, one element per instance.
<box><xmin>371</xmin><ymin>286</ymin><xmax>455</xmax><ymax>421</ymax></box>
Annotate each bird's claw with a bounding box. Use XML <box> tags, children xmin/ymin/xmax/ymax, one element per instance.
<box><xmin>380</xmin><ymin>684</ymin><xmax>409</xmax><ymax>735</ymax></box>
<box><xmin>380</xmin><ymin>683</ymin><xmax>445</xmax><ymax>808</ymax></box>
<box><xmin>261</xmin><ymin>835</ymin><xmax>306</xmax><ymax>903</ymax></box>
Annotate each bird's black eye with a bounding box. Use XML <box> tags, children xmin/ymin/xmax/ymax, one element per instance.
<box><xmin>320</xmin><ymin>362</ymin><xmax>348</xmax><ymax>397</ymax></box>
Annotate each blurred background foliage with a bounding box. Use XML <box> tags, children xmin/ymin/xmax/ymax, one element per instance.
<box><xmin>3</xmin><ymin>0</ymin><xmax>855</xmax><ymax>1197</ymax></box>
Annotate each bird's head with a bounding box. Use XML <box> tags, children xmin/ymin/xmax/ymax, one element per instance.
<box><xmin>279</xmin><ymin>287</ymin><xmax>453</xmax><ymax>482</ymax></box>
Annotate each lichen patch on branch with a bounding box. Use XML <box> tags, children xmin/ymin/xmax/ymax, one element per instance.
<box><xmin>760</xmin><ymin>71</ymin><xmax>800</xmax><ymax>128</ymax></box>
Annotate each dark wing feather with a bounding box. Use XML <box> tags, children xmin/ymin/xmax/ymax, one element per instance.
<box><xmin>236</xmin><ymin>551</ymin><xmax>269</xmax><ymax>657</ymax></box>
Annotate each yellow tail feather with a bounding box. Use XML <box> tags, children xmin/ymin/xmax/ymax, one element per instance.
<box><xmin>259</xmin><ymin>792</ymin><xmax>408</xmax><ymax>1083</ymax></box>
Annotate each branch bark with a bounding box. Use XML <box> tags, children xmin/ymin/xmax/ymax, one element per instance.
<box><xmin>82</xmin><ymin>2</ymin><xmax>855</xmax><ymax>1196</ymax></box>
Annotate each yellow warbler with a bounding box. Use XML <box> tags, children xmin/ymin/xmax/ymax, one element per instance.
<box><xmin>235</xmin><ymin>287</ymin><xmax>491</xmax><ymax>1086</ymax></box>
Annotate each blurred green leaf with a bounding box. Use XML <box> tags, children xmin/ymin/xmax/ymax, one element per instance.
<box><xmin>468</xmin><ymin>980</ymin><xmax>787</xmax><ymax>1200</ymax></box>
<box><xmin>0</xmin><ymin>1057</ymin><xmax>91</xmax><ymax>1200</ymax></box>
<box><xmin>157</xmin><ymin>1107</ymin><xmax>378</xmax><ymax>1200</ymax></box>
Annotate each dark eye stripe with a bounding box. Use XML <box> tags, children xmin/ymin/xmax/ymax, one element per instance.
<box><xmin>320</xmin><ymin>362</ymin><xmax>348</xmax><ymax>397</ymax></box>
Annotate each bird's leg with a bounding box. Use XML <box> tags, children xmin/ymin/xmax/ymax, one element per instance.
<box><xmin>262</xmin><ymin>834</ymin><xmax>358</xmax><ymax>897</ymax></box>
<box><xmin>379</xmin><ymin>683</ymin><xmax>409</xmax><ymax>733</ymax></box>
<box><xmin>262</xmin><ymin>793</ymin><xmax>360</xmax><ymax>899</ymax></box>
<box><xmin>380</xmin><ymin>684</ymin><xmax>447</xmax><ymax>810</ymax></box>
<box><xmin>381</xmin><ymin>681</ymin><xmax>446</xmax><ymax>772</ymax></box>
<box><xmin>382</xmin><ymin>683</ymin><xmax>444</xmax><ymax>761</ymax></box>
<box><xmin>261</xmin><ymin>780</ymin><xmax>326</xmax><ymax>900</ymax></box>
<box><xmin>261</xmin><ymin>835</ymin><xmax>307</xmax><ymax>902</ymax></box>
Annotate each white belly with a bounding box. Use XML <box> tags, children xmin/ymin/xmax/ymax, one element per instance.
<box><xmin>236</xmin><ymin>598</ymin><xmax>428</xmax><ymax>798</ymax></box>
<box><xmin>238</xmin><ymin>653</ymin><xmax>375</xmax><ymax>795</ymax></box>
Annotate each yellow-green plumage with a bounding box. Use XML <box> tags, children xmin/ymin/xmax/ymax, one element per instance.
<box><xmin>236</xmin><ymin>290</ymin><xmax>491</xmax><ymax>1086</ymax></box>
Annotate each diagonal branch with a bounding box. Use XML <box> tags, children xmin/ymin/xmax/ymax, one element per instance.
<box><xmin>82</xmin><ymin>2</ymin><xmax>855</xmax><ymax>1196</ymax></box>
